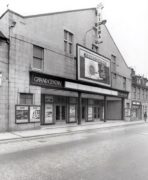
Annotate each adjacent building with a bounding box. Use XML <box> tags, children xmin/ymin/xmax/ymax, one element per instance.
<box><xmin>0</xmin><ymin>7</ymin><xmax>132</xmax><ymax>132</ymax></box>
<box><xmin>131</xmin><ymin>69</ymin><xmax>148</xmax><ymax>120</ymax></box>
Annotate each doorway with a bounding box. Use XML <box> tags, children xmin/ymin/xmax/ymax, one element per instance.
<box><xmin>55</xmin><ymin>105</ymin><xmax>67</xmax><ymax>122</ymax></box>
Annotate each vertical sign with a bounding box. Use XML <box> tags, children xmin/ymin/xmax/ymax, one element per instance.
<box><xmin>30</xmin><ymin>106</ymin><xmax>40</xmax><ymax>122</ymax></box>
<box><xmin>45</xmin><ymin>104</ymin><xmax>54</xmax><ymax>124</ymax></box>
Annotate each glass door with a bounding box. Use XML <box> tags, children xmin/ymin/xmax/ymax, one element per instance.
<box><xmin>55</xmin><ymin>105</ymin><xmax>66</xmax><ymax>122</ymax></box>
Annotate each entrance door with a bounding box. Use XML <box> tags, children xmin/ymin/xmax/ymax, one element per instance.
<box><xmin>82</xmin><ymin>106</ymin><xmax>87</xmax><ymax>121</ymax></box>
<box><xmin>55</xmin><ymin>105</ymin><xmax>66</xmax><ymax>122</ymax></box>
<box><xmin>93</xmin><ymin>106</ymin><xmax>100</xmax><ymax>120</ymax></box>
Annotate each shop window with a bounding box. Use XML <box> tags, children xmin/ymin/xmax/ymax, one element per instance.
<box><xmin>20</xmin><ymin>93</ymin><xmax>33</xmax><ymax>105</ymax></box>
<box><xmin>64</xmin><ymin>30</ymin><xmax>73</xmax><ymax>55</ymax></box>
<box><xmin>33</xmin><ymin>45</ymin><xmax>44</xmax><ymax>70</ymax></box>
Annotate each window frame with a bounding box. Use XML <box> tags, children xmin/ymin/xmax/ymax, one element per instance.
<box><xmin>64</xmin><ymin>29</ymin><xmax>73</xmax><ymax>55</ymax></box>
<box><xmin>20</xmin><ymin>93</ymin><xmax>33</xmax><ymax>105</ymax></box>
<box><xmin>33</xmin><ymin>45</ymin><xmax>44</xmax><ymax>70</ymax></box>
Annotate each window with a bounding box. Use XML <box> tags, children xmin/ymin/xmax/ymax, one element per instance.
<box><xmin>138</xmin><ymin>88</ymin><xmax>140</xmax><ymax>99</ymax></box>
<box><xmin>33</xmin><ymin>45</ymin><xmax>44</xmax><ymax>70</ymax></box>
<box><xmin>111</xmin><ymin>54</ymin><xmax>116</xmax><ymax>72</ymax></box>
<box><xmin>123</xmin><ymin>77</ymin><xmax>126</xmax><ymax>90</ymax></box>
<box><xmin>133</xmin><ymin>87</ymin><xmax>136</xmax><ymax>99</ymax></box>
<box><xmin>20</xmin><ymin>93</ymin><xmax>33</xmax><ymax>105</ymax></box>
<box><xmin>64</xmin><ymin>30</ymin><xmax>73</xmax><ymax>55</ymax></box>
<box><xmin>92</xmin><ymin>44</ymin><xmax>98</xmax><ymax>53</ymax></box>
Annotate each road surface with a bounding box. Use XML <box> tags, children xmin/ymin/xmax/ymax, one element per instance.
<box><xmin>0</xmin><ymin>123</ymin><xmax>148</xmax><ymax>180</ymax></box>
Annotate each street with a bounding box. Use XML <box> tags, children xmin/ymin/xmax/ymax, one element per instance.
<box><xmin>0</xmin><ymin>123</ymin><xmax>148</xmax><ymax>180</ymax></box>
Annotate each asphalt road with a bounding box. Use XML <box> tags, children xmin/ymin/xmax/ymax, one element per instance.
<box><xmin>0</xmin><ymin>123</ymin><xmax>148</xmax><ymax>180</ymax></box>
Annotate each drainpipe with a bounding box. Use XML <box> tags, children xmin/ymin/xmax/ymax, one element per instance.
<box><xmin>7</xmin><ymin>20</ymin><xmax>16</xmax><ymax>131</ymax></box>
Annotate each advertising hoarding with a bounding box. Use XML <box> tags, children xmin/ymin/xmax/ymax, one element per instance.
<box><xmin>77</xmin><ymin>44</ymin><xmax>111</xmax><ymax>87</ymax></box>
<box><xmin>15</xmin><ymin>105</ymin><xmax>29</xmax><ymax>123</ymax></box>
<box><xmin>30</xmin><ymin>106</ymin><xmax>40</xmax><ymax>122</ymax></box>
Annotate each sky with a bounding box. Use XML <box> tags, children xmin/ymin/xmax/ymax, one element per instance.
<box><xmin>0</xmin><ymin>0</ymin><xmax>148</xmax><ymax>77</ymax></box>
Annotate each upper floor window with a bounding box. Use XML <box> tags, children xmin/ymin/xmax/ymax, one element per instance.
<box><xmin>92</xmin><ymin>44</ymin><xmax>98</xmax><ymax>53</ymax></box>
<box><xmin>111</xmin><ymin>54</ymin><xmax>116</xmax><ymax>72</ymax></box>
<box><xmin>123</xmin><ymin>77</ymin><xmax>126</xmax><ymax>90</ymax></box>
<box><xmin>20</xmin><ymin>93</ymin><xmax>33</xmax><ymax>105</ymax></box>
<box><xmin>64</xmin><ymin>30</ymin><xmax>73</xmax><ymax>55</ymax></box>
<box><xmin>33</xmin><ymin>45</ymin><xmax>44</xmax><ymax>70</ymax></box>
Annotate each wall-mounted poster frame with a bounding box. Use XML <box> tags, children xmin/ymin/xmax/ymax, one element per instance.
<box><xmin>87</xmin><ymin>105</ymin><xmax>94</xmax><ymax>122</ymax></box>
<box><xmin>29</xmin><ymin>105</ymin><xmax>40</xmax><ymax>123</ymax></box>
<box><xmin>44</xmin><ymin>103</ymin><xmax>54</xmax><ymax>124</ymax></box>
<box><xmin>15</xmin><ymin>105</ymin><xmax>29</xmax><ymax>124</ymax></box>
<box><xmin>68</xmin><ymin>104</ymin><xmax>77</xmax><ymax>123</ymax></box>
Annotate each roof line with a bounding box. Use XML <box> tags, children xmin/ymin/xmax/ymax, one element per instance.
<box><xmin>24</xmin><ymin>7</ymin><xmax>96</xmax><ymax>18</ymax></box>
<box><xmin>105</xmin><ymin>26</ymin><xmax>129</xmax><ymax>68</ymax></box>
<box><xmin>0</xmin><ymin>9</ymin><xmax>24</xmax><ymax>19</ymax></box>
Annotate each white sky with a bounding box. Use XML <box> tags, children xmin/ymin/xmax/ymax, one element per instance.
<box><xmin>0</xmin><ymin>0</ymin><xmax>148</xmax><ymax>77</ymax></box>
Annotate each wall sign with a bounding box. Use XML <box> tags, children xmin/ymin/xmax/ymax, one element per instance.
<box><xmin>30</xmin><ymin>71</ymin><xmax>64</xmax><ymax>88</ymax></box>
<box><xmin>118</xmin><ymin>92</ymin><xmax>128</xmax><ymax>98</ymax></box>
<box><xmin>77</xmin><ymin>44</ymin><xmax>111</xmax><ymax>87</ymax></box>
<box><xmin>45</xmin><ymin>104</ymin><xmax>54</xmax><ymax>124</ymax></box>
<box><xmin>15</xmin><ymin>105</ymin><xmax>29</xmax><ymax>123</ymax></box>
<box><xmin>30</xmin><ymin>106</ymin><xmax>40</xmax><ymax>122</ymax></box>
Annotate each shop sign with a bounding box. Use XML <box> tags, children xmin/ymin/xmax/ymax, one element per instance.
<box><xmin>88</xmin><ymin>106</ymin><xmax>93</xmax><ymax>121</ymax></box>
<box><xmin>132</xmin><ymin>101</ymin><xmax>141</xmax><ymax>106</ymax></box>
<box><xmin>45</xmin><ymin>95</ymin><xmax>53</xmax><ymax>103</ymax></box>
<box><xmin>118</xmin><ymin>92</ymin><xmax>128</xmax><ymax>98</ymax></box>
<box><xmin>45</xmin><ymin>104</ymin><xmax>54</xmax><ymax>124</ymax></box>
<box><xmin>77</xmin><ymin>44</ymin><xmax>111</xmax><ymax>87</ymax></box>
<box><xmin>30</xmin><ymin>106</ymin><xmax>40</xmax><ymax>122</ymax></box>
<box><xmin>15</xmin><ymin>105</ymin><xmax>29</xmax><ymax>123</ymax></box>
<box><xmin>69</xmin><ymin>105</ymin><xmax>76</xmax><ymax>122</ymax></box>
<box><xmin>30</xmin><ymin>72</ymin><xmax>64</xmax><ymax>88</ymax></box>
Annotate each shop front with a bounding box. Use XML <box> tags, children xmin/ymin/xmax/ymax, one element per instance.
<box><xmin>131</xmin><ymin>101</ymin><xmax>142</xmax><ymax>120</ymax></box>
<box><xmin>29</xmin><ymin>70</ymin><xmax>128</xmax><ymax>125</ymax></box>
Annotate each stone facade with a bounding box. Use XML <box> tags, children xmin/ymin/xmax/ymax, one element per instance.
<box><xmin>0</xmin><ymin>8</ymin><xmax>132</xmax><ymax>131</ymax></box>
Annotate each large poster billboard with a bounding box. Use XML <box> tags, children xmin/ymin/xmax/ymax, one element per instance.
<box><xmin>77</xmin><ymin>44</ymin><xmax>111</xmax><ymax>87</ymax></box>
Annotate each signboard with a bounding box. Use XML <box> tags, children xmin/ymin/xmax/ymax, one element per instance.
<box><xmin>132</xmin><ymin>101</ymin><xmax>141</xmax><ymax>106</ymax></box>
<box><xmin>30</xmin><ymin>71</ymin><xmax>64</xmax><ymax>88</ymax></box>
<box><xmin>118</xmin><ymin>92</ymin><xmax>128</xmax><ymax>98</ymax></box>
<box><xmin>15</xmin><ymin>105</ymin><xmax>29</xmax><ymax>123</ymax></box>
<box><xmin>30</xmin><ymin>106</ymin><xmax>40</xmax><ymax>122</ymax></box>
<box><xmin>69</xmin><ymin>105</ymin><xmax>76</xmax><ymax>123</ymax></box>
<box><xmin>45</xmin><ymin>104</ymin><xmax>54</xmax><ymax>124</ymax></box>
<box><xmin>77</xmin><ymin>44</ymin><xmax>111</xmax><ymax>86</ymax></box>
<box><xmin>88</xmin><ymin>106</ymin><xmax>93</xmax><ymax>121</ymax></box>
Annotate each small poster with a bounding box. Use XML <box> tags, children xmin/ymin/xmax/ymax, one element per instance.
<box><xmin>45</xmin><ymin>104</ymin><xmax>53</xmax><ymax>124</ymax></box>
<box><xmin>30</xmin><ymin>106</ymin><xmax>40</xmax><ymax>122</ymax></box>
<box><xmin>16</xmin><ymin>105</ymin><xmax>29</xmax><ymax>123</ymax></box>
<box><xmin>88</xmin><ymin>106</ymin><xmax>93</xmax><ymax>121</ymax></box>
<box><xmin>69</xmin><ymin>105</ymin><xmax>76</xmax><ymax>122</ymax></box>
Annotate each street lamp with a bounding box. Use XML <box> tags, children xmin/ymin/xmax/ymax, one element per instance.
<box><xmin>83</xmin><ymin>19</ymin><xmax>107</xmax><ymax>46</ymax></box>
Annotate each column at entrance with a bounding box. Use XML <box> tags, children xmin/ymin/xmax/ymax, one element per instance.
<box><xmin>78</xmin><ymin>92</ymin><xmax>82</xmax><ymax>125</ymax></box>
<box><xmin>104</xmin><ymin>95</ymin><xmax>107</xmax><ymax>122</ymax></box>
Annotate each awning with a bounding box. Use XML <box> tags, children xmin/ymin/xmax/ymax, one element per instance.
<box><xmin>0</xmin><ymin>31</ymin><xmax>7</xmax><ymax>40</ymax></box>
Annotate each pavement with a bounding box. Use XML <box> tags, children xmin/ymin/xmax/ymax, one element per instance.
<box><xmin>0</xmin><ymin>120</ymin><xmax>146</xmax><ymax>143</ymax></box>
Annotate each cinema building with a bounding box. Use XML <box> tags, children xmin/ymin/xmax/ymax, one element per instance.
<box><xmin>0</xmin><ymin>7</ymin><xmax>131</xmax><ymax>131</ymax></box>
